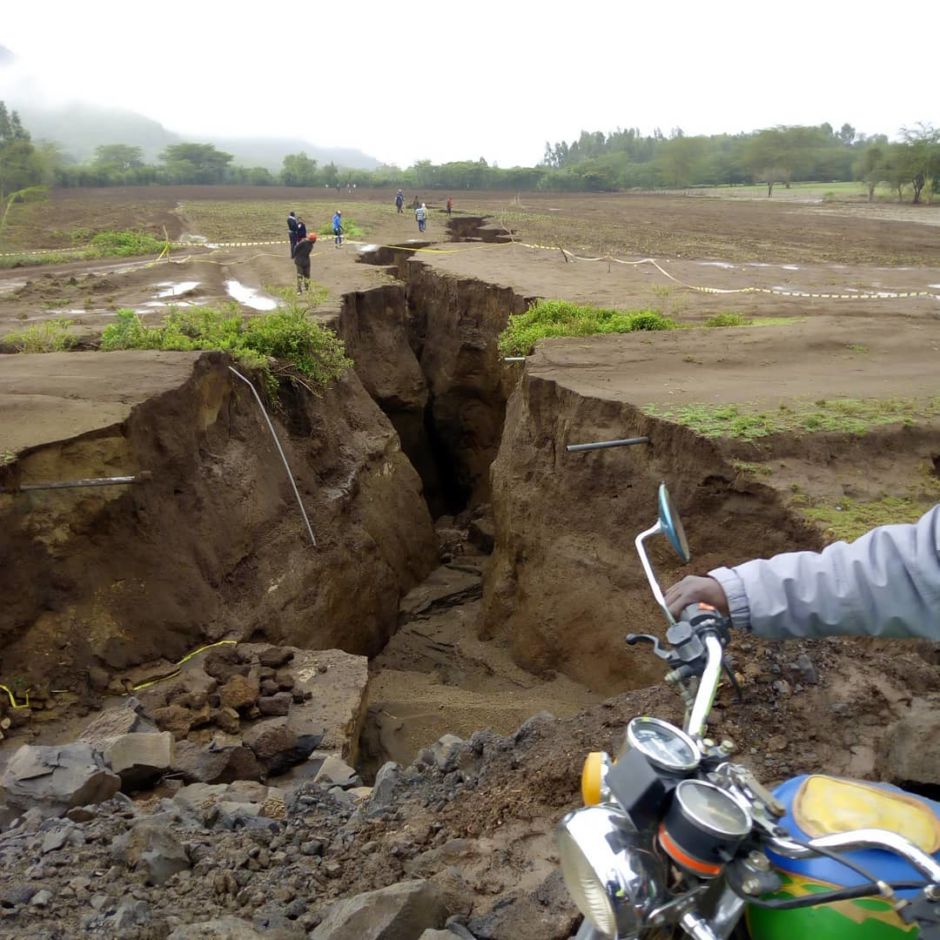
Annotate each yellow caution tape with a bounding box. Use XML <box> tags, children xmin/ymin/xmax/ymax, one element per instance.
<box><xmin>125</xmin><ymin>639</ymin><xmax>237</xmax><ymax>692</ymax></box>
<box><xmin>0</xmin><ymin>684</ymin><xmax>30</xmax><ymax>710</ymax></box>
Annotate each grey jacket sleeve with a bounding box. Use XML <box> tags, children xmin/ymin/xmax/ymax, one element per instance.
<box><xmin>707</xmin><ymin>505</ymin><xmax>940</xmax><ymax>640</ymax></box>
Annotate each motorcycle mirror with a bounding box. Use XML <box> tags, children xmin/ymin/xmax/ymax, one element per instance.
<box><xmin>658</xmin><ymin>485</ymin><xmax>691</xmax><ymax>564</ymax></box>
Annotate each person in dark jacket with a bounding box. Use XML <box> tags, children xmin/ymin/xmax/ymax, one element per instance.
<box><xmin>665</xmin><ymin>504</ymin><xmax>940</xmax><ymax>640</ymax></box>
<box><xmin>293</xmin><ymin>233</ymin><xmax>317</xmax><ymax>292</ymax></box>
<box><xmin>287</xmin><ymin>211</ymin><xmax>299</xmax><ymax>257</ymax></box>
<box><xmin>296</xmin><ymin>217</ymin><xmax>307</xmax><ymax>241</ymax></box>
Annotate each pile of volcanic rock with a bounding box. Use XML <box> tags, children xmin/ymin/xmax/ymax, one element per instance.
<box><xmin>0</xmin><ymin>643</ymin><xmax>370</xmax><ymax>829</ymax></box>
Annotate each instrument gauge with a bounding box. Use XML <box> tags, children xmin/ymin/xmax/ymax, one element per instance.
<box><xmin>626</xmin><ymin>717</ymin><xmax>701</xmax><ymax>774</ymax></box>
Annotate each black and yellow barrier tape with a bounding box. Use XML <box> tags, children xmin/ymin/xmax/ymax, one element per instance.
<box><xmin>124</xmin><ymin>639</ymin><xmax>238</xmax><ymax>693</ymax></box>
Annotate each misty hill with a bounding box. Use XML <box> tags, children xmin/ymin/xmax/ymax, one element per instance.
<box><xmin>13</xmin><ymin>101</ymin><xmax>382</xmax><ymax>170</ymax></box>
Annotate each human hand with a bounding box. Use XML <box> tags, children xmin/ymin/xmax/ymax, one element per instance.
<box><xmin>664</xmin><ymin>576</ymin><xmax>729</xmax><ymax>619</ymax></box>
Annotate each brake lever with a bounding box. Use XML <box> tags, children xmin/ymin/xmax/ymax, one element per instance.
<box><xmin>626</xmin><ymin>633</ymin><xmax>676</xmax><ymax>662</ymax></box>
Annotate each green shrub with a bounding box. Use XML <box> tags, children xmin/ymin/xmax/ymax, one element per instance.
<box><xmin>705</xmin><ymin>312</ymin><xmax>751</xmax><ymax>328</ymax></box>
<box><xmin>498</xmin><ymin>299</ymin><xmax>675</xmax><ymax>356</ymax></box>
<box><xmin>101</xmin><ymin>302</ymin><xmax>351</xmax><ymax>393</ymax></box>
<box><xmin>89</xmin><ymin>230</ymin><xmax>165</xmax><ymax>256</ymax></box>
<box><xmin>4</xmin><ymin>318</ymin><xmax>77</xmax><ymax>352</ymax></box>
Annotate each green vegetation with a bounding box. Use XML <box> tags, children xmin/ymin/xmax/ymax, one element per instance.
<box><xmin>0</xmin><ymin>229</ymin><xmax>166</xmax><ymax>267</ymax></box>
<box><xmin>88</xmin><ymin>230</ymin><xmax>164</xmax><ymax>256</ymax></box>
<box><xmin>803</xmin><ymin>494</ymin><xmax>938</xmax><ymax>542</ymax></box>
<box><xmin>705</xmin><ymin>312</ymin><xmax>751</xmax><ymax>327</ymax></box>
<box><xmin>4</xmin><ymin>318</ymin><xmax>77</xmax><ymax>352</ymax></box>
<box><xmin>730</xmin><ymin>460</ymin><xmax>773</xmax><ymax>477</ymax></box>
<box><xmin>100</xmin><ymin>296</ymin><xmax>351</xmax><ymax>394</ymax></box>
<box><xmin>5</xmin><ymin>98</ymin><xmax>938</xmax><ymax>201</ymax></box>
<box><xmin>645</xmin><ymin>397</ymin><xmax>940</xmax><ymax>441</ymax></box>
<box><xmin>318</xmin><ymin>218</ymin><xmax>365</xmax><ymax>240</ymax></box>
<box><xmin>498</xmin><ymin>300</ymin><xmax>675</xmax><ymax>356</ymax></box>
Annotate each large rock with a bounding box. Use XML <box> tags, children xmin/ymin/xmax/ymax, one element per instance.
<box><xmin>311</xmin><ymin>880</ymin><xmax>448</xmax><ymax>939</ymax></box>
<box><xmin>105</xmin><ymin>732</ymin><xmax>175</xmax><ymax>789</ymax></box>
<box><xmin>112</xmin><ymin>817</ymin><xmax>191</xmax><ymax>886</ymax></box>
<box><xmin>878</xmin><ymin>703</ymin><xmax>940</xmax><ymax>787</ymax></box>
<box><xmin>240</xmin><ymin>646</ymin><xmax>369</xmax><ymax>765</ymax></box>
<box><xmin>78</xmin><ymin>698</ymin><xmax>158</xmax><ymax>746</ymax></box>
<box><xmin>171</xmin><ymin>740</ymin><xmax>262</xmax><ymax>784</ymax></box>
<box><xmin>0</xmin><ymin>744</ymin><xmax>120</xmax><ymax>817</ymax></box>
<box><xmin>168</xmin><ymin>916</ymin><xmax>268</xmax><ymax>939</ymax></box>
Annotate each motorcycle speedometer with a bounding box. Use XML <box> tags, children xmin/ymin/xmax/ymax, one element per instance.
<box><xmin>660</xmin><ymin>779</ymin><xmax>753</xmax><ymax>878</ymax></box>
<box><xmin>626</xmin><ymin>717</ymin><xmax>700</xmax><ymax>774</ymax></box>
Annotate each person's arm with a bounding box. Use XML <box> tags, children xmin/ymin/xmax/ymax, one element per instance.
<box><xmin>670</xmin><ymin>505</ymin><xmax>940</xmax><ymax>640</ymax></box>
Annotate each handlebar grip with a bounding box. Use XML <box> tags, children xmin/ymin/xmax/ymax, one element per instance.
<box><xmin>680</xmin><ymin>602</ymin><xmax>718</xmax><ymax>623</ymax></box>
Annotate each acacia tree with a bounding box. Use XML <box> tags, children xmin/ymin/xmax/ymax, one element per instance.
<box><xmin>159</xmin><ymin>143</ymin><xmax>233</xmax><ymax>184</ymax></box>
<box><xmin>854</xmin><ymin>141</ymin><xmax>887</xmax><ymax>202</ymax></box>
<box><xmin>744</xmin><ymin>129</ymin><xmax>788</xmax><ymax>196</ymax></box>
<box><xmin>0</xmin><ymin>101</ymin><xmax>42</xmax><ymax>199</ymax></box>
<box><xmin>900</xmin><ymin>123</ymin><xmax>940</xmax><ymax>203</ymax></box>
<box><xmin>281</xmin><ymin>152</ymin><xmax>319</xmax><ymax>186</ymax></box>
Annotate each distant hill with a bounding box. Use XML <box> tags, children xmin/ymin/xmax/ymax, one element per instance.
<box><xmin>17</xmin><ymin>102</ymin><xmax>180</xmax><ymax>163</ymax></box>
<box><xmin>12</xmin><ymin>100</ymin><xmax>382</xmax><ymax>170</ymax></box>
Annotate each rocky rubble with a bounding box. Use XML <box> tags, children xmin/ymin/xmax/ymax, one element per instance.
<box><xmin>0</xmin><ymin>635</ymin><xmax>938</xmax><ymax>939</ymax></box>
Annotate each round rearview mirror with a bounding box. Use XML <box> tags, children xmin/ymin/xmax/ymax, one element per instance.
<box><xmin>658</xmin><ymin>484</ymin><xmax>691</xmax><ymax>563</ymax></box>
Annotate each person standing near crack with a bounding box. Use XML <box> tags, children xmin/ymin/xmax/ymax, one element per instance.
<box><xmin>293</xmin><ymin>232</ymin><xmax>317</xmax><ymax>293</ymax></box>
<box><xmin>287</xmin><ymin>211</ymin><xmax>299</xmax><ymax>257</ymax></box>
<box><xmin>415</xmin><ymin>202</ymin><xmax>428</xmax><ymax>234</ymax></box>
<box><xmin>332</xmin><ymin>210</ymin><xmax>344</xmax><ymax>247</ymax></box>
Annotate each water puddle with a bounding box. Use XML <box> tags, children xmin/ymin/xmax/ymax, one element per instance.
<box><xmin>225</xmin><ymin>280</ymin><xmax>277</xmax><ymax>311</ymax></box>
<box><xmin>156</xmin><ymin>281</ymin><xmax>200</xmax><ymax>299</ymax></box>
<box><xmin>699</xmin><ymin>261</ymin><xmax>735</xmax><ymax>269</ymax></box>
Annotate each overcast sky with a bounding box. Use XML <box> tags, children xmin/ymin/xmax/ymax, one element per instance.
<box><xmin>2</xmin><ymin>1</ymin><xmax>936</xmax><ymax>168</ymax></box>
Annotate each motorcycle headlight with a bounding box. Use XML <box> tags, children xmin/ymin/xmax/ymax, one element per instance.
<box><xmin>556</xmin><ymin>805</ymin><xmax>666</xmax><ymax>939</ymax></box>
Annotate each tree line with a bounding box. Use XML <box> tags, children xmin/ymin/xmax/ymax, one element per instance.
<box><xmin>2</xmin><ymin>101</ymin><xmax>938</xmax><ymax>203</ymax></box>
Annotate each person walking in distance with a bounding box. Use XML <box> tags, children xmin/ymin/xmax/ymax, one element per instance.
<box><xmin>415</xmin><ymin>202</ymin><xmax>428</xmax><ymax>233</ymax></box>
<box><xmin>446</xmin><ymin>196</ymin><xmax>453</xmax><ymax>216</ymax></box>
<box><xmin>332</xmin><ymin>210</ymin><xmax>344</xmax><ymax>247</ymax></box>
<box><xmin>395</xmin><ymin>189</ymin><xmax>405</xmax><ymax>214</ymax></box>
<box><xmin>293</xmin><ymin>232</ymin><xmax>317</xmax><ymax>293</ymax></box>
<box><xmin>287</xmin><ymin>211</ymin><xmax>299</xmax><ymax>257</ymax></box>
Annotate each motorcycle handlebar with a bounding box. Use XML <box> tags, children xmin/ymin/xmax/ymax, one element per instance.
<box><xmin>770</xmin><ymin>830</ymin><xmax>940</xmax><ymax>883</ymax></box>
<box><xmin>685</xmin><ymin>633</ymin><xmax>724</xmax><ymax>738</ymax></box>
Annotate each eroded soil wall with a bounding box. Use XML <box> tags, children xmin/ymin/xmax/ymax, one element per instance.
<box><xmin>335</xmin><ymin>263</ymin><xmax>528</xmax><ymax>515</ymax></box>
<box><xmin>482</xmin><ymin>371</ymin><xmax>827</xmax><ymax>694</ymax></box>
<box><xmin>0</xmin><ymin>351</ymin><xmax>437</xmax><ymax>700</ymax></box>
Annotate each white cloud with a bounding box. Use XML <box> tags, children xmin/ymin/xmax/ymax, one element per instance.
<box><xmin>2</xmin><ymin>0</ymin><xmax>936</xmax><ymax>167</ymax></box>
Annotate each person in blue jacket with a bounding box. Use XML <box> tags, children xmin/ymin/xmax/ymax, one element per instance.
<box><xmin>665</xmin><ymin>505</ymin><xmax>940</xmax><ymax>639</ymax></box>
<box><xmin>332</xmin><ymin>210</ymin><xmax>343</xmax><ymax>247</ymax></box>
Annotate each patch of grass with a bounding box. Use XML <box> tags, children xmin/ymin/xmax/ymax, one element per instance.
<box><xmin>705</xmin><ymin>311</ymin><xmax>751</xmax><ymax>327</ymax></box>
<box><xmin>0</xmin><ymin>230</ymin><xmax>165</xmax><ymax>269</ymax></box>
<box><xmin>4</xmin><ymin>319</ymin><xmax>77</xmax><ymax>353</ymax></box>
<box><xmin>318</xmin><ymin>219</ymin><xmax>365</xmax><ymax>240</ymax></box>
<box><xmin>846</xmin><ymin>343</ymin><xmax>869</xmax><ymax>353</ymax></box>
<box><xmin>100</xmin><ymin>294</ymin><xmax>351</xmax><ymax>394</ymax></box>
<box><xmin>802</xmin><ymin>496</ymin><xmax>936</xmax><ymax>542</ymax></box>
<box><xmin>645</xmin><ymin>396</ymin><xmax>940</xmax><ymax>441</ymax></box>
<box><xmin>498</xmin><ymin>299</ymin><xmax>675</xmax><ymax>356</ymax></box>
<box><xmin>730</xmin><ymin>460</ymin><xmax>773</xmax><ymax>477</ymax></box>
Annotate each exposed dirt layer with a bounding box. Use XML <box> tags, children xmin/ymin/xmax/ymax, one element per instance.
<box><xmin>0</xmin><ymin>188</ymin><xmax>939</xmax><ymax>939</ymax></box>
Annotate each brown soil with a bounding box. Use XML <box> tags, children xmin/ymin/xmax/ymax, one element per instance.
<box><xmin>0</xmin><ymin>187</ymin><xmax>939</xmax><ymax>938</ymax></box>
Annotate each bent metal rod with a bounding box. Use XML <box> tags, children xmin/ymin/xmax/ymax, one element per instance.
<box><xmin>0</xmin><ymin>471</ymin><xmax>153</xmax><ymax>493</ymax></box>
<box><xmin>566</xmin><ymin>436</ymin><xmax>651</xmax><ymax>453</ymax></box>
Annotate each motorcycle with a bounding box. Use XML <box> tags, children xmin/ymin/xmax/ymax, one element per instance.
<box><xmin>555</xmin><ymin>483</ymin><xmax>940</xmax><ymax>940</ymax></box>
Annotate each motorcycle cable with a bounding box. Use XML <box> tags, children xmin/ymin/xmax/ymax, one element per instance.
<box><xmin>734</xmin><ymin>879</ymin><xmax>927</xmax><ymax>911</ymax></box>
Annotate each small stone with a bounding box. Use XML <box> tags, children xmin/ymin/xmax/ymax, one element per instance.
<box><xmin>30</xmin><ymin>889</ymin><xmax>53</xmax><ymax>907</ymax></box>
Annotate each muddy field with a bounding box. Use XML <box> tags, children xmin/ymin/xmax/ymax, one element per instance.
<box><xmin>0</xmin><ymin>187</ymin><xmax>938</xmax><ymax>939</ymax></box>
